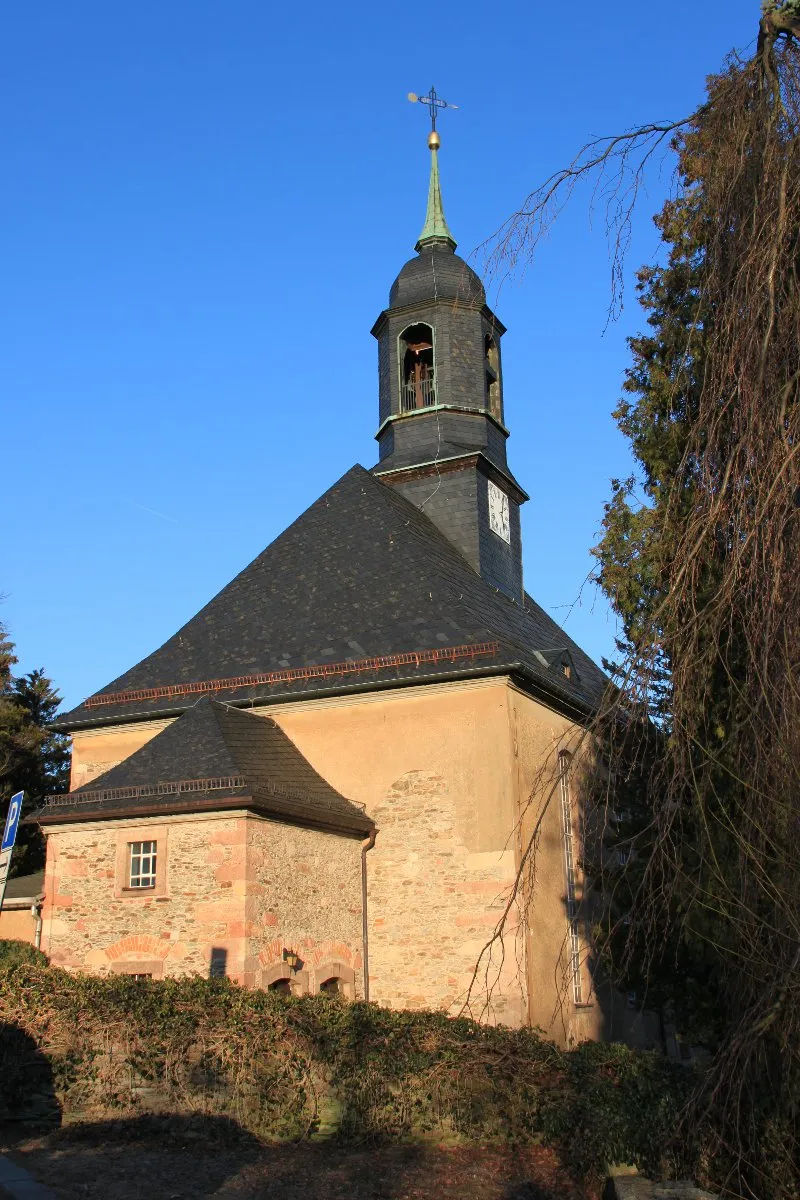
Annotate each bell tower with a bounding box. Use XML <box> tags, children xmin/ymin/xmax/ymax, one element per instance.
<box><xmin>371</xmin><ymin>109</ymin><xmax>528</xmax><ymax>603</ymax></box>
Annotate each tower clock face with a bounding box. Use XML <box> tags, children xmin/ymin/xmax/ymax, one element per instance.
<box><xmin>488</xmin><ymin>479</ymin><xmax>511</xmax><ymax>544</ymax></box>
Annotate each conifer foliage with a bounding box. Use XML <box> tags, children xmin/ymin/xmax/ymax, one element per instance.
<box><xmin>0</xmin><ymin>623</ymin><xmax>68</xmax><ymax>876</ymax></box>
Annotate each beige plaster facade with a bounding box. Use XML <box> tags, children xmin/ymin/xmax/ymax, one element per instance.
<box><xmin>69</xmin><ymin>719</ymin><xmax>173</xmax><ymax>791</ymax></box>
<box><xmin>0</xmin><ymin>906</ymin><xmax>39</xmax><ymax>945</ymax></box>
<box><xmin>46</xmin><ymin>676</ymin><xmax>603</xmax><ymax>1042</ymax></box>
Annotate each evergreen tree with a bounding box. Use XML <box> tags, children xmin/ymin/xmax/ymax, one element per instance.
<box><xmin>0</xmin><ymin>624</ymin><xmax>69</xmax><ymax>877</ymax></box>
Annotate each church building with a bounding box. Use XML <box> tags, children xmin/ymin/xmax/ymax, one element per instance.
<box><xmin>36</xmin><ymin>120</ymin><xmax>609</xmax><ymax>1044</ymax></box>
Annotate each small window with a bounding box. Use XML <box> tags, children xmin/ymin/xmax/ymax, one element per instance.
<box><xmin>128</xmin><ymin>840</ymin><xmax>157</xmax><ymax>889</ymax></box>
<box><xmin>313</xmin><ymin>961</ymin><xmax>355</xmax><ymax>999</ymax></box>
<box><xmin>268</xmin><ymin>978</ymin><xmax>293</xmax><ymax>996</ymax></box>
<box><xmin>110</xmin><ymin>958</ymin><xmax>164</xmax><ymax>980</ymax></box>
<box><xmin>319</xmin><ymin>977</ymin><xmax>344</xmax><ymax>996</ymax></box>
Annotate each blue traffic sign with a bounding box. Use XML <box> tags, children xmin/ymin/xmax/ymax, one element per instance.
<box><xmin>1</xmin><ymin>792</ymin><xmax>23</xmax><ymax>853</ymax></box>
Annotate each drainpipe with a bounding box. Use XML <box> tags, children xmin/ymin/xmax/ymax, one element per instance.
<box><xmin>360</xmin><ymin>828</ymin><xmax>377</xmax><ymax>1002</ymax></box>
<box><xmin>31</xmin><ymin>901</ymin><xmax>43</xmax><ymax>951</ymax></box>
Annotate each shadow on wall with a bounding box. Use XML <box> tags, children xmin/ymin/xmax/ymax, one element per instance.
<box><xmin>209</xmin><ymin>947</ymin><xmax>228</xmax><ymax>978</ymax></box>
<box><xmin>569</xmin><ymin>752</ymin><xmax>664</xmax><ymax>1051</ymax></box>
<box><xmin>0</xmin><ymin>1022</ymin><xmax>61</xmax><ymax>1125</ymax></box>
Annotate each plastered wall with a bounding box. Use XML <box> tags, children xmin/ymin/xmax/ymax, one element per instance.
<box><xmin>506</xmin><ymin>686</ymin><xmax>600</xmax><ymax>1045</ymax></box>
<box><xmin>0</xmin><ymin>907</ymin><xmax>38</xmax><ymax>944</ymax></box>
<box><xmin>69</xmin><ymin>719</ymin><xmax>173</xmax><ymax>790</ymax></box>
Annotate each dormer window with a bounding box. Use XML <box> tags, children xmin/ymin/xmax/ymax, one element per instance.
<box><xmin>400</xmin><ymin>323</ymin><xmax>435</xmax><ymax>411</ymax></box>
<box><xmin>484</xmin><ymin>335</ymin><xmax>501</xmax><ymax>421</ymax></box>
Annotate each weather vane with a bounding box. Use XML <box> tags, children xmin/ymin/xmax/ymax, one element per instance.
<box><xmin>408</xmin><ymin>86</ymin><xmax>458</xmax><ymax>144</ymax></box>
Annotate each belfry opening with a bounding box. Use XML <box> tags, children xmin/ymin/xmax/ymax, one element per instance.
<box><xmin>400</xmin><ymin>323</ymin><xmax>435</xmax><ymax>411</ymax></box>
<box><xmin>485</xmin><ymin>335</ymin><xmax>501</xmax><ymax>421</ymax></box>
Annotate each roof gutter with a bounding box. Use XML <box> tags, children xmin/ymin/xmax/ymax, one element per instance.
<box><xmin>54</xmin><ymin>659</ymin><xmax>596</xmax><ymax>735</ymax></box>
<box><xmin>31</xmin><ymin>791</ymin><xmax>374</xmax><ymax>839</ymax></box>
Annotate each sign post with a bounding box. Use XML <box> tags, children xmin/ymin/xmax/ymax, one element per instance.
<box><xmin>0</xmin><ymin>791</ymin><xmax>24</xmax><ymax>913</ymax></box>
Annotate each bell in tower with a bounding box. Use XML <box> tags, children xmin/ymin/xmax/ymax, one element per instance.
<box><xmin>371</xmin><ymin>99</ymin><xmax>528</xmax><ymax>604</ymax></box>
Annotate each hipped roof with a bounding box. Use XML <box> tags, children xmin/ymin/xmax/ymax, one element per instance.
<box><xmin>56</xmin><ymin>466</ymin><xmax>607</xmax><ymax>731</ymax></box>
<box><xmin>39</xmin><ymin>699</ymin><xmax>371</xmax><ymax>834</ymax></box>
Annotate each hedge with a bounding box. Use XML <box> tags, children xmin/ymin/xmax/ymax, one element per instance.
<box><xmin>0</xmin><ymin>961</ymin><xmax>705</xmax><ymax>1184</ymax></box>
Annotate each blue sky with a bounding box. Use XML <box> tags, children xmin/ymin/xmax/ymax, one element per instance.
<box><xmin>3</xmin><ymin>1</ymin><xmax>759</xmax><ymax>711</ymax></box>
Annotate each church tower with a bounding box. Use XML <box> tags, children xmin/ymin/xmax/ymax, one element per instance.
<box><xmin>372</xmin><ymin>126</ymin><xmax>528</xmax><ymax>603</ymax></box>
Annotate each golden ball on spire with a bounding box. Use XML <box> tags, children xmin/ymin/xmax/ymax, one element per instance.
<box><xmin>428</xmin><ymin>130</ymin><xmax>441</xmax><ymax>150</ymax></box>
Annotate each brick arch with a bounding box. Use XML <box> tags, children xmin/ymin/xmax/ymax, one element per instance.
<box><xmin>306</xmin><ymin>941</ymin><xmax>357</xmax><ymax>971</ymax></box>
<box><xmin>258</xmin><ymin>940</ymin><xmax>359</xmax><ymax>972</ymax></box>
<box><xmin>258</xmin><ymin>939</ymin><xmax>287</xmax><ymax>969</ymax></box>
<box><xmin>104</xmin><ymin>935</ymin><xmax>172</xmax><ymax>963</ymax></box>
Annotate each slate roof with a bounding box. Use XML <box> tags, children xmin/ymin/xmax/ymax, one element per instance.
<box><xmin>56</xmin><ymin>465</ymin><xmax>607</xmax><ymax>731</ymax></box>
<box><xmin>2</xmin><ymin>871</ymin><xmax>45</xmax><ymax>901</ymax></box>
<box><xmin>389</xmin><ymin>245</ymin><xmax>486</xmax><ymax>310</ymax></box>
<box><xmin>39</xmin><ymin>699</ymin><xmax>371</xmax><ymax>834</ymax></box>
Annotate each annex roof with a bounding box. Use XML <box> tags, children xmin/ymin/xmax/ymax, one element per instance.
<box><xmin>39</xmin><ymin>699</ymin><xmax>372</xmax><ymax>834</ymax></box>
<box><xmin>55</xmin><ymin>466</ymin><xmax>607</xmax><ymax>731</ymax></box>
<box><xmin>1</xmin><ymin>871</ymin><xmax>45</xmax><ymax>902</ymax></box>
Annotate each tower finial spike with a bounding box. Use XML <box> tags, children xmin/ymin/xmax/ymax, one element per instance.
<box><xmin>409</xmin><ymin>87</ymin><xmax>458</xmax><ymax>251</ymax></box>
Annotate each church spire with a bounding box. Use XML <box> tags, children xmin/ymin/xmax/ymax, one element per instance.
<box><xmin>416</xmin><ymin>131</ymin><xmax>456</xmax><ymax>252</ymax></box>
<box><xmin>407</xmin><ymin>87</ymin><xmax>458</xmax><ymax>252</ymax></box>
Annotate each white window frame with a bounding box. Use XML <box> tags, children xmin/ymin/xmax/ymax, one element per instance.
<box><xmin>128</xmin><ymin>840</ymin><xmax>157</xmax><ymax>889</ymax></box>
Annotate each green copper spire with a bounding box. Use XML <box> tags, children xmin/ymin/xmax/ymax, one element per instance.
<box><xmin>415</xmin><ymin>133</ymin><xmax>456</xmax><ymax>252</ymax></box>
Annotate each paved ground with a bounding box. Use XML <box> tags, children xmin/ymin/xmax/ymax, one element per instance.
<box><xmin>0</xmin><ymin>1149</ymin><xmax>57</xmax><ymax>1199</ymax></box>
<box><xmin>0</xmin><ymin>1116</ymin><xmax>593</xmax><ymax>1200</ymax></box>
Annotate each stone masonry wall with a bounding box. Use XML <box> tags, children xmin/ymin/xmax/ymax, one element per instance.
<box><xmin>367</xmin><ymin>768</ymin><xmax>524</xmax><ymax>1023</ymax></box>
<box><xmin>246</xmin><ymin>819</ymin><xmax>364</xmax><ymax>994</ymax></box>
<box><xmin>41</xmin><ymin>813</ymin><xmax>251</xmax><ymax>980</ymax></box>
<box><xmin>53</xmin><ymin>678</ymin><xmax>593</xmax><ymax>1033</ymax></box>
<box><xmin>40</xmin><ymin>810</ymin><xmax>364</xmax><ymax>993</ymax></box>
